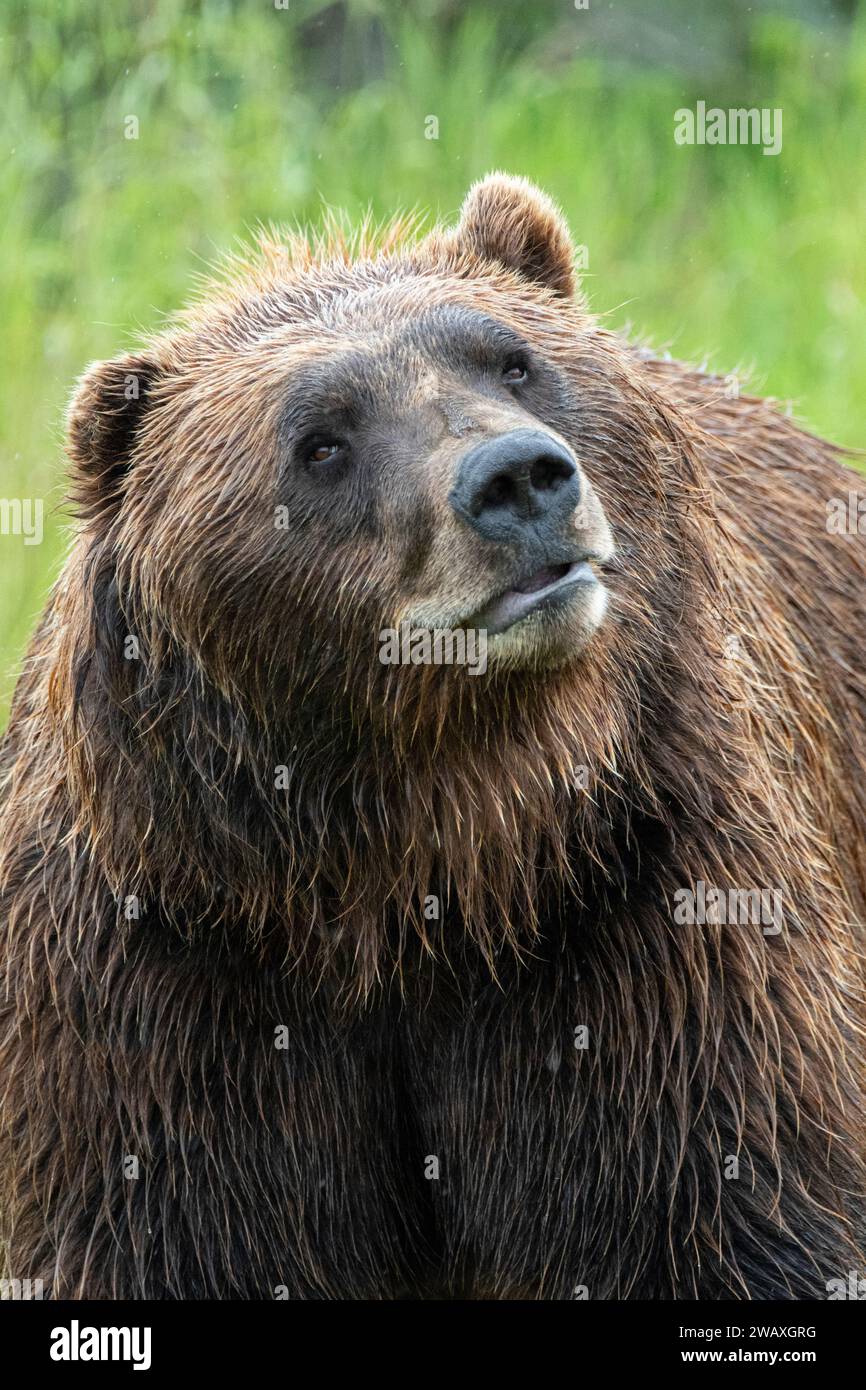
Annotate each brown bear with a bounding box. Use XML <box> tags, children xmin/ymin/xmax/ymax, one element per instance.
<box><xmin>1</xmin><ymin>174</ymin><xmax>864</xmax><ymax>1300</ymax></box>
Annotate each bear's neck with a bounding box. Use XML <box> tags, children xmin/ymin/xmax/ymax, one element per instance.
<box><xmin>49</xmin><ymin>554</ymin><xmax>848</xmax><ymax>1010</ymax></box>
<box><xmin>58</xmin><ymin>622</ymin><xmax>803</xmax><ymax>1003</ymax></box>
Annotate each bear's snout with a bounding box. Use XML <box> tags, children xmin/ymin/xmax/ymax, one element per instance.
<box><xmin>449</xmin><ymin>428</ymin><xmax>581</xmax><ymax>546</ymax></box>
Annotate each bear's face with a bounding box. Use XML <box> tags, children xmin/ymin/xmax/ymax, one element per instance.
<box><xmin>66</xmin><ymin>177</ymin><xmax>685</xmax><ymax>725</ymax></box>
<box><xmin>263</xmin><ymin>290</ymin><xmax>614</xmax><ymax>665</ymax></box>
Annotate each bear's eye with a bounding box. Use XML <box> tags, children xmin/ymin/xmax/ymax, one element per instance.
<box><xmin>502</xmin><ymin>359</ymin><xmax>528</xmax><ymax>385</ymax></box>
<box><xmin>307</xmin><ymin>441</ymin><xmax>343</xmax><ymax>465</ymax></box>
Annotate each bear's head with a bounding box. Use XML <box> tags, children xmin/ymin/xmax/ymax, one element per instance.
<box><xmin>66</xmin><ymin>176</ymin><xmax>710</xmax><ymax>713</ymax></box>
<box><xmin>58</xmin><ymin>175</ymin><xmax>731</xmax><ymax>983</ymax></box>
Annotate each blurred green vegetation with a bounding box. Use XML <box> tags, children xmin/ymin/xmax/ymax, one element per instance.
<box><xmin>2</xmin><ymin>0</ymin><xmax>865</xmax><ymax>721</ymax></box>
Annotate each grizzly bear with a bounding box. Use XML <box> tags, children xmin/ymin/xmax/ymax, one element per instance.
<box><xmin>1</xmin><ymin>174</ymin><xmax>864</xmax><ymax>1300</ymax></box>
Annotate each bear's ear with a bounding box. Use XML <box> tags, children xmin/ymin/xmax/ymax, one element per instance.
<box><xmin>450</xmin><ymin>173</ymin><xmax>577</xmax><ymax>299</ymax></box>
<box><xmin>66</xmin><ymin>351</ymin><xmax>160</xmax><ymax>523</ymax></box>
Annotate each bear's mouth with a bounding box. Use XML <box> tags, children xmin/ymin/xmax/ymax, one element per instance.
<box><xmin>468</xmin><ymin>558</ymin><xmax>600</xmax><ymax>636</ymax></box>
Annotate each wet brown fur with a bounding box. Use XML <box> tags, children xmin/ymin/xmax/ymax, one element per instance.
<box><xmin>1</xmin><ymin>175</ymin><xmax>865</xmax><ymax>1298</ymax></box>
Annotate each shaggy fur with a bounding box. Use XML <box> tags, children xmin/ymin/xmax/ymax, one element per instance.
<box><xmin>1</xmin><ymin>174</ymin><xmax>865</xmax><ymax>1299</ymax></box>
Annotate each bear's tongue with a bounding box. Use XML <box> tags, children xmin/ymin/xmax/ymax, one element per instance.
<box><xmin>509</xmin><ymin>563</ymin><xmax>570</xmax><ymax>596</ymax></box>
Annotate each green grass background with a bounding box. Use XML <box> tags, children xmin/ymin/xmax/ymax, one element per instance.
<box><xmin>2</xmin><ymin>0</ymin><xmax>865</xmax><ymax>723</ymax></box>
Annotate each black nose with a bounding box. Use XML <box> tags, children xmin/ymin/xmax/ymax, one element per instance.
<box><xmin>449</xmin><ymin>429</ymin><xmax>580</xmax><ymax>543</ymax></box>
